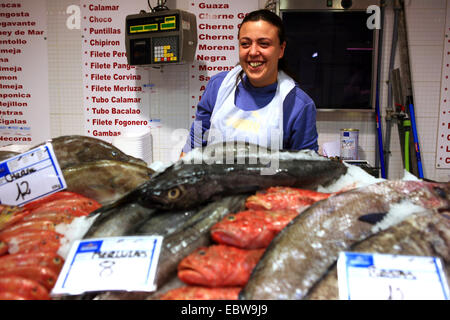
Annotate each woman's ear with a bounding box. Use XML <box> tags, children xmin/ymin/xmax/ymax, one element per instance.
<box><xmin>279</xmin><ymin>41</ymin><xmax>286</xmax><ymax>59</ymax></box>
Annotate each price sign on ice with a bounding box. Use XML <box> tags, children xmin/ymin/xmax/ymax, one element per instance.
<box><xmin>51</xmin><ymin>236</ymin><xmax>163</xmax><ymax>296</ymax></box>
<box><xmin>0</xmin><ymin>143</ymin><xmax>67</xmax><ymax>206</ymax></box>
<box><xmin>337</xmin><ymin>252</ymin><xmax>449</xmax><ymax>300</ymax></box>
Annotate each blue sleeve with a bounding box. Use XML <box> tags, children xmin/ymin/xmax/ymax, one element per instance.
<box><xmin>182</xmin><ymin>72</ymin><xmax>228</xmax><ymax>153</ymax></box>
<box><xmin>283</xmin><ymin>87</ymin><xmax>319</xmax><ymax>152</ymax></box>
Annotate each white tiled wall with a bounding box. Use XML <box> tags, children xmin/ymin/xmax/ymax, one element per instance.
<box><xmin>44</xmin><ymin>0</ymin><xmax>450</xmax><ymax>182</ymax></box>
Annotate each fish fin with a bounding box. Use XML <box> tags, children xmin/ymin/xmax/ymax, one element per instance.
<box><xmin>358</xmin><ymin>213</ymin><xmax>388</xmax><ymax>225</ymax></box>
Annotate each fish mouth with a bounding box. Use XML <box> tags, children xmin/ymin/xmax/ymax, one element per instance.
<box><xmin>178</xmin><ymin>268</ymin><xmax>209</xmax><ymax>286</ymax></box>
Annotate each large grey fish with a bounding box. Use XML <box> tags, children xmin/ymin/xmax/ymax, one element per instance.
<box><xmin>91</xmin><ymin>195</ymin><xmax>247</xmax><ymax>300</ymax></box>
<box><xmin>63</xmin><ymin>160</ymin><xmax>154</xmax><ymax>205</ymax></box>
<box><xmin>239</xmin><ymin>180</ymin><xmax>450</xmax><ymax>300</ymax></box>
<box><xmin>32</xmin><ymin>135</ymin><xmax>148</xmax><ymax>169</ymax></box>
<box><xmin>90</xmin><ymin>142</ymin><xmax>347</xmax><ymax>214</ymax></box>
<box><xmin>305</xmin><ymin>208</ymin><xmax>450</xmax><ymax>300</ymax></box>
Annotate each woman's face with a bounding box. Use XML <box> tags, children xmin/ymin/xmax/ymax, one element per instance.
<box><xmin>238</xmin><ymin>20</ymin><xmax>285</xmax><ymax>87</ymax></box>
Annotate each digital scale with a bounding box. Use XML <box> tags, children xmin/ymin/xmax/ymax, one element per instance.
<box><xmin>125</xmin><ymin>9</ymin><xmax>197</xmax><ymax>67</ymax></box>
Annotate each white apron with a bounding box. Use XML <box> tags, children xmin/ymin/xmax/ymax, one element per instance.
<box><xmin>207</xmin><ymin>65</ymin><xmax>295</xmax><ymax>149</ymax></box>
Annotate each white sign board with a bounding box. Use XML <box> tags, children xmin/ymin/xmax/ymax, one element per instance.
<box><xmin>52</xmin><ymin>236</ymin><xmax>163</xmax><ymax>296</ymax></box>
<box><xmin>337</xmin><ymin>252</ymin><xmax>449</xmax><ymax>300</ymax></box>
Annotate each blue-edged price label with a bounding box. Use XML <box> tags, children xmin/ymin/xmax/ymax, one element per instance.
<box><xmin>0</xmin><ymin>143</ymin><xmax>67</xmax><ymax>206</ymax></box>
<box><xmin>337</xmin><ymin>252</ymin><xmax>450</xmax><ymax>300</ymax></box>
<box><xmin>51</xmin><ymin>236</ymin><xmax>163</xmax><ymax>296</ymax></box>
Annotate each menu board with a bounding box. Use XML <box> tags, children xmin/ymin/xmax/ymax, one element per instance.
<box><xmin>81</xmin><ymin>1</ymin><xmax>150</xmax><ymax>142</ymax></box>
<box><xmin>188</xmin><ymin>0</ymin><xmax>259</xmax><ymax>121</ymax></box>
<box><xmin>0</xmin><ymin>0</ymin><xmax>50</xmax><ymax>146</ymax></box>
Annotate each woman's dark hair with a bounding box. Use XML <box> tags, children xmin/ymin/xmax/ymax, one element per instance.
<box><xmin>236</xmin><ymin>9</ymin><xmax>298</xmax><ymax>85</ymax></box>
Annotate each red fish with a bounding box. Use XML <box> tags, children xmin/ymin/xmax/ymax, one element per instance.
<box><xmin>7</xmin><ymin>237</ymin><xmax>61</xmax><ymax>255</ymax></box>
<box><xmin>211</xmin><ymin>209</ymin><xmax>300</xmax><ymax>249</ymax></box>
<box><xmin>0</xmin><ymin>252</ymin><xmax>64</xmax><ymax>274</ymax></box>
<box><xmin>22</xmin><ymin>211</ymin><xmax>75</xmax><ymax>224</ymax></box>
<box><xmin>0</xmin><ymin>220</ymin><xmax>57</xmax><ymax>240</ymax></box>
<box><xmin>245</xmin><ymin>186</ymin><xmax>332</xmax><ymax>211</ymax></box>
<box><xmin>29</xmin><ymin>198</ymin><xmax>101</xmax><ymax>217</ymax></box>
<box><xmin>0</xmin><ymin>276</ymin><xmax>50</xmax><ymax>300</ymax></box>
<box><xmin>0</xmin><ymin>265</ymin><xmax>58</xmax><ymax>290</ymax></box>
<box><xmin>0</xmin><ymin>291</ymin><xmax>28</xmax><ymax>300</ymax></box>
<box><xmin>0</xmin><ymin>205</ymin><xmax>30</xmax><ymax>232</ymax></box>
<box><xmin>23</xmin><ymin>191</ymin><xmax>90</xmax><ymax>211</ymax></box>
<box><xmin>178</xmin><ymin>245</ymin><xmax>264</xmax><ymax>287</ymax></box>
<box><xmin>160</xmin><ymin>286</ymin><xmax>241</xmax><ymax>300</ymax></box>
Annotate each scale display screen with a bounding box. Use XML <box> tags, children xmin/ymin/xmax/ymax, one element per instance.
<box><xmin>127</xmin><ymin>14</ymin><xmax>179</xmax><ymax>34</ymax></box>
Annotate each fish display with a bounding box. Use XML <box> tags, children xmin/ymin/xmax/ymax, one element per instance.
<box><xmin>159</xmin><ymin>286</ymin><xmax>241</xmax><ymax>300</ymax></box>
<box><xmin>178</xmin><ymin>245</ymin><xmax>265</xmax><ymax>287</ymax></box>
<box><xmin>89</xmin><ymin>142</ymin><xmax>347</xmax><ymax>214</ymax></box>
<box><xmin>0</xmin><ymin>191</ymin><xmax>99</xmax><ymax>299</ymax></box>
<box><xmin>240</xmin><ymin>180</ymin><xmax>450</xmax><ymax>300</ymax></box>
<box><xmin>210</xmin><ymin>209</ymin><xmax>300</xmax><ymax>249</ymax></box>
<box><xmin>63</xmin><ymin>160</ymin><xmax>154</xmax><ymax>205</ymax></box>
<box><xmin>245</xmin><ymin>187</ymin><xmax>332</xmax><ymax>211</ymax></box>
<box><xmin>305</xmin><ymin>208</ymin><xmax>450</xmax><ymax>300</ymax></box>
<box><xmin>90</xmin><ymin>195</ymin><xmax>247</xmax><ymax>300</ymax></box>
<box><xmin>31</xmin><ymin>135</ymin><xmax>148</xmax><ymax>169</ymax></box>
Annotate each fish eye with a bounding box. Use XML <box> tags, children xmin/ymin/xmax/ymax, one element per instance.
<box><xmin>197</xmin><ymin>250</ymin><xmax>206</xmax><ymax>256</ymax></box>
<box><xmin>167</xmin><ymin>188</ymin><xmax>181</xmax><ymax>200</ymax></box>
<box><xmin>227</xmin><ymin>215</ymin><xmax>236</xmax><ymax>221</ymax></box>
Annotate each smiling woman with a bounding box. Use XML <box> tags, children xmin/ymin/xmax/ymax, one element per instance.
<box><xmin>182</xmin><ymin>9</ymin><xmax>318</xmax><ymax>155</ymax></box>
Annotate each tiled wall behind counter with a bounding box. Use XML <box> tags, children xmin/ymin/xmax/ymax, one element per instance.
<box><xmin>44</xmin><ymin>0</ymin><xmax>450</xmax><ymax>182</ymax></box>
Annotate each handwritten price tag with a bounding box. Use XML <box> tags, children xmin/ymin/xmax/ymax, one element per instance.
<box><xmin>337</xmin><ymin>252</ymin><xmax>450</xmax><ymax>300</ymax></box>
<box><xmin>0</xmin><ymin>143</ymin><xmax>67</xmax><ymax>206</ymax></box>
<box><xmin>51</xmin><ymin>236</ymin><xmax>163</xmax><ymax>296</ymax></box>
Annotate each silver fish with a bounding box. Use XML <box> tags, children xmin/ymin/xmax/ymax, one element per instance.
<box><xmin>305</xmin><ymin>208</ymin><xmax>450</xmax><ymax>300</ymax></box>
<box><xmin>240</xmin><ymin>180</ymin><xmax>450</xmax><ymax>300</ymax></box>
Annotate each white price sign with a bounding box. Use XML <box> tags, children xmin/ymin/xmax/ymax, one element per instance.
<box><xmin>0</xmin><ymin>143</ymin><xmax>67</xmax><ymax>206</ymax></box>
<box><xmin>337</xmin><ymin>252</ymin><xmax>449</xmax><ymax>300</ymax></box>
<box><xmin>51</xmin><ymin>236</ymin><xmax>163</xmax><ymax>296</ymax></box>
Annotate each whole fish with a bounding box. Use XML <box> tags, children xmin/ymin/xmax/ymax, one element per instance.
<box><xmin>91</xmin><ymin>195</ymin><xmax>247</xmax><ymax>300</ymax></box>
<box><xmin>245</xmin><ymin>187</ymin><xmax>332</xmax><ymax>211</ymax></box>
<box><xmin>159</xmin><ymin>286</ymin><xmax>241</xmax><ymax>300</ymax></box>
<box><xmin>0</xmin><ymin>265</ymin><xmax>58</xmax><ymax>291</ymax></box>
<box><xmin>305</xmin><ymin>208</ymin><xmax>450</xmax><ymax>300</ymax></box>
<box><xmin>0</xmin><ymin>252</ymin><xmax>64</xmax><ymax>274</ymax></box>
<box><xmin>91</xmin><ymin>143</ymin><xmax>347</xmax><ymax>213</ymax></box>
<box><xmin>210</xmin><ymin>209</ymin><xmax>300</xmax><ymax>249</ymax></box>
<box><xmin>23</xmin><ymin>191</ymin><xmax>88</xmax><ymax>211</ymax></box>
<box><xmin>32</xmin><ymin>135</ymin><xmax>148</xmax><ymax>169</ymax></box>
<box><xmin>0</xmin><ymin>276</ymin><xmax>50</xmax><ymax>300</ymax></box>
<box><xmin>178</xmin><ymin>245</ymin><xmax>264</xmax><ymax>287</ymax></box>
<box><xmin>240</xmin><ymin>180</ymin><xmax>450</xmax><ymax>300</ymax></box>
<box><xmin>29</xmin><ymin>198</ymin><xmax>101</xmax><ymax>217</ymax></box>
<box><xmin>63</xmin><ymin>160</ymin><xmax>154</xmax><ymax>205</ymax></box>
